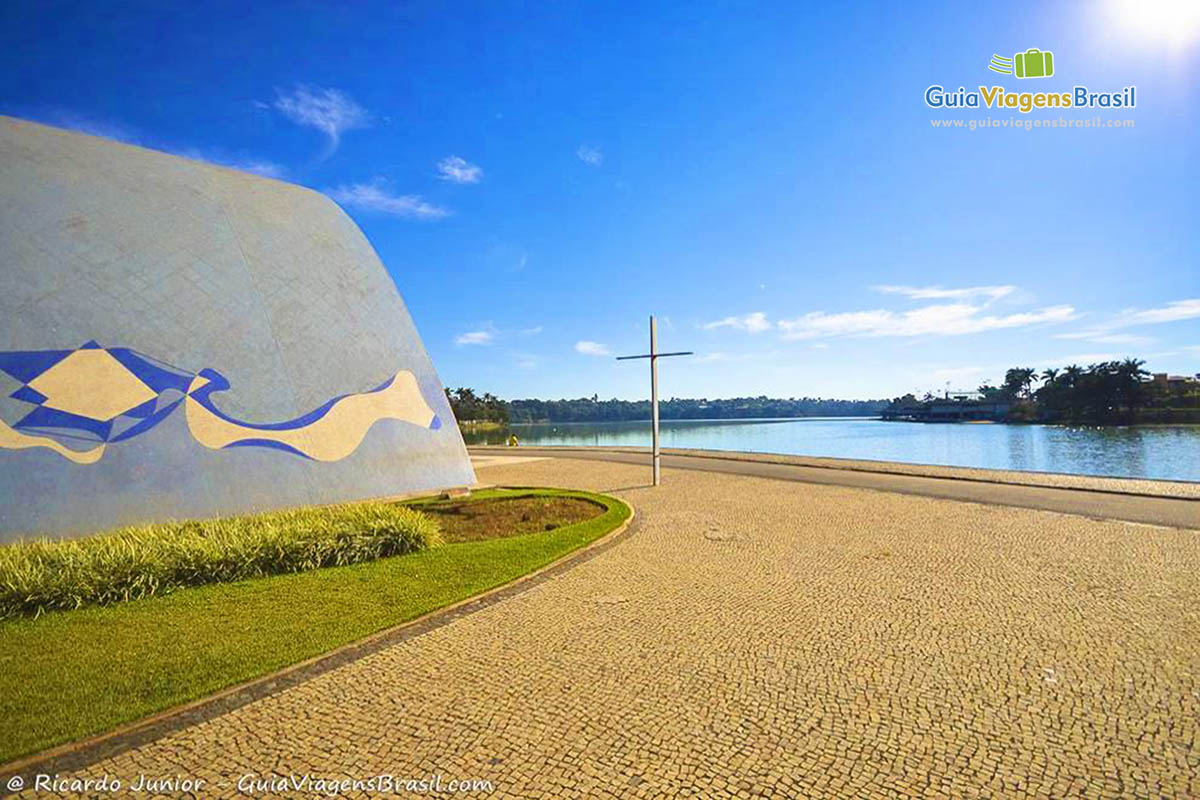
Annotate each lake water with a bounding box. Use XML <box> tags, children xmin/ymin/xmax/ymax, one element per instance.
<box><xmin>463</xmin><ymin>418</ymin><xmax>1200</xmax><ymax>482</ymax></box>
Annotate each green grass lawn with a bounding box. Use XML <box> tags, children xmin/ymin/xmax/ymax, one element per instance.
<box><xmin>0</xmin><ymin>488</ymin><xmax>629</xmax><ymax>764</ymax></box>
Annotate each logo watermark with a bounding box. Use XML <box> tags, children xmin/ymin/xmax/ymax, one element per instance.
<box><xmin>988</xmin><ymin>48</ymin><xmax>1055</xmax><ymax>78</ymax></box>
<box><xmin>926</xmin><ymin>85</ymin><xmax>1135</xmax><ymax>113</ymax></box>
<box><xmin>926</xmin><ymin>47</ymin><xmax>1136</xmax><ymax>128</ymax></box>
<box><xmin>4</xmin><ymin>772</ymin><xmax>495</xmax><ymax>796</ymax></box>
<box><xmin>930</xmin><ymin>116</ymin><xmax>1135</xmax><ymax>131</ymax></box>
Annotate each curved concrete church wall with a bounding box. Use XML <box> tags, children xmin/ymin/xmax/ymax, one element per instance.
<box><xmin>0</xmin><ymin>117</ymin><xmax>475</xmax><ymax>540</ymax></box>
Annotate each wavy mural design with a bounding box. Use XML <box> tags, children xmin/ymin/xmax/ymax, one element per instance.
<box><xmin>0</xmin><ymin>341</ymin><xmax>439</xmax><ymax>464</ymax></box>
<box><xmin>185</xmin><ymin>369</ymin><xmax>438</xmax><ymax>461</ymax></box>
<box><xmin>0</xmin><ymin>418</ymin><xmax>106</xmax><ymax>464</ymax></box>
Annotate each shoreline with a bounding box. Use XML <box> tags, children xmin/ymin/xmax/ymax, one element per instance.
<box><xmin>503</xmin><ymin>416</ymin><xmax>1200</xmax><ymax>428</ymax></box>
<box><xmin>471</xmin><ymin>444</ymin><xmax>1200</xmax><ymax>499</ymax></box>
<box><xmin>465</xmin><ymin>422</ymin><xmax>1200</xmax><ymax>486</ymax></box>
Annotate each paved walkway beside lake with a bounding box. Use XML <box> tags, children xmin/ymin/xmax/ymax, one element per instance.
<box><xmin>474</xmin><ymin>446</ymin><xmax>1200</xmax><ymax>529</ymax></box>
<box><xmin>22</xmin><ymin>456</ymin><xmax>1200</xmax><ymax>798</ymax></box>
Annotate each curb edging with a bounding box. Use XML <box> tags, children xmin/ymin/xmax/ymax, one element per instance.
<box><xmin>0</xmin><ymin>492</ymin><xmax>636</xmax><ymax>787</ymax></box>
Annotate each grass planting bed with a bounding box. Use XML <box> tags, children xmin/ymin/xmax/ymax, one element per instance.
<box><xmin>412</xmin><ymin>493</ymin><xmax>606</xmax><ymax>542</ymax></box>
<box><xmin>0</xmin><ymin>488</ymin><xmax>629</xmax><ymax>764</ymax></box>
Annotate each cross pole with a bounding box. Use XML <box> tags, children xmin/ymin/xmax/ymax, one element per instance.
<box><xmin>616</xmin><ymin>315</ymin><xmax>692</xmax><ymax>486</ymax></box>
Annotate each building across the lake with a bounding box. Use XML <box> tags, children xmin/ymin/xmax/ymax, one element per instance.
<box><xmin>881</xmin><ymin>399</ymin><xmax>1011</xmax><ymax>423</ymax></box>
<box><xmin>1152</xmin><ymin>373</ymin><xmax>1200</xmax><ymax>391</ymax></box>
<box><xmin>0</xmin><ymin>117</ymin><xmax>474</xmax><ymax>539</ymax></box>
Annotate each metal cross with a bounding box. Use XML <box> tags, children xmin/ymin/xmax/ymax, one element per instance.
<box><xmin>616</xmin><ymin>315</ymin><xmax>693</xmax><ymax>486</ymax></box>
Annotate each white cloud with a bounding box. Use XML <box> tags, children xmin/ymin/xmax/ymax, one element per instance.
<box><xmin>778</xmin><ymin>303</ymin><xmax>1076</xmax><ymax>340</ymax></box>
<box><xmin>41</xmin><ymin>112</ymin><xmax>140</xmax><ymax>144</ymax></box>
<box><xmin>436</xmin><ymin>156</ymin><xmax>483</xmax><ymax>183</ymax></box>
<box><xmin>703</xmin><ymin>312</ymin><xmax>770</xmax><ymax>333</ymax></box>
<box><xmin>576</xmin><ymin>145</ymin><xmax>603</xmax><ymax>166</ymax></box>
<box><xmin>1103</xmin><ymin>299</ymin><xmax>1200</xmax><ymax>329</ymax></box>
<box><xmin>1053</xmin><ymin>299</ymin><xmax>1200</xmax><ymax>342</ymax></box>
<box><xmin>273</xmin><ymin>85</ymin><xmax>369</xmax><ymax>155</ymax></box>
<box><xmin>171</xmin><ymin>147</ymin><xmax>286</xmax><ymax>179</ymax></box>
<box><xmin>575</xmin><ymin>340</ymin><xmax>610</xmax><ymax>356</ymax></box>
<box><xmin>218</xmin><ymin>159</ymin><xmax>286</xmax><ymax>178</ymax></box>
<box><xmin>512</xmin><ymin>352</ymin><xmax>540</xmax><ymax>370</ymax></box>
<box><xmin>452</xmin><ymin>325</ymin><xmax>541</xmax><ymax>348</ymax></box>
<box><xmin>871</xmin><ymin>285</ymin><xmax>1016</xmax><ymax>301</ymax></box>
<box><xmin>691</xmin><ymin>351</ymin><xmax>777</xmax><ymax>364</ymax></box>
<box><xmin>927</xmin><ymin>364</ymin><xmax>995</xmax><ymax>385</ymax></box>
<box><xmin>454</xmin><ymin>330</ymin><xmax>494</xmax><ymax>346</ymax></box>
<box><xmin>1053</xmin><ymin>332</ymin><xmax>1153</xmax><ymax>345</ymax></box>
<box><xmin>924</xmin><ymin>353</ymin><xmax>1143</xmax><ymax>393</ymax></box>
<box><xmin>1039</xmin><ymin>353</ymin><xmax>1124</xmax><ymax>366</ymax></box>
<box><xmin>326</xmin><ymin>180</ymin><xmax>449</xmax><ymax>219</ymax></box>
<box><xmin>26</xmin><ymin>113</ymin><xmax>289</xmax><ymax>178</ymax></box>
<box><xmin>29</xmin><ymin>113</ymin><xmax>285</xmax><ymax>178</ymax></box>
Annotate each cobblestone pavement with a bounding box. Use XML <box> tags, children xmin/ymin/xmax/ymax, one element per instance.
<box><xmin>23</xmin><ymin>458</ymin><xmax>1200</xmax><ymax>798</ymax></box>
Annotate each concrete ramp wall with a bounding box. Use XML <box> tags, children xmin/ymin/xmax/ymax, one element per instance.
<box><xmin>0</xmin><ymin>117</ymin><xmax>475</xmax><ymax>539</ymax></box>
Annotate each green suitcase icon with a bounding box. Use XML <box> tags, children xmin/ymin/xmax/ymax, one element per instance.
<box><xmin>1014</xmin><ymin>48</ymin><xmax>1054</xmax><ymax>79</ymax></box>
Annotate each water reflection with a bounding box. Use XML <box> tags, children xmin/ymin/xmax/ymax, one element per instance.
<box><xmin>461</xmin><ymin>418</ymin><xmax>1200</xmax><ymax>482</ymax></box>
<box><xmin>1005</xmin><ymin>425</ymin><xmax>1035</xmax><ymax>473</ymax></box>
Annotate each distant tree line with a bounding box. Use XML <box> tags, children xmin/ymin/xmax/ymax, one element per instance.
<box><xmin>444</xmin><ymin>388</ymin><xmax>508</xmax><ymax>423</ymax></box>
<box><xmin>885</xmin><ymin>358</ymin><xmax>1200</xmax><ymax>425</ymax></box>
<box><xmin>447</xmin><ymin>393</ymin><xmax>888</xmax><ymax>424</ymax></box>
<box><xmin>509</xmin><ymin>396</ymin><xmax>888</xmax><ymax>422</ymax></box>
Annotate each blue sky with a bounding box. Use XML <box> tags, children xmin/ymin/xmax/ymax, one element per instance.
<box><xmin>3</xmin><ymin>0</ymin><xmax>1197</xmax><ymax>400</ymax></box>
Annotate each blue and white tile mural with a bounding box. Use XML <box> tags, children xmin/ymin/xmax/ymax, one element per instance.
<box><xmin>0</xmin><ymin>117</ymin><xmax>474</xmax><ymax>539</ymax></box>
<box><xmin>0</xmin><ymin>341</ymin><xmax>441</xmax><ymax>464</ymax></box>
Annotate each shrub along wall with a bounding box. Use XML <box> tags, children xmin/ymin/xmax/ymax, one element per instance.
<box><xmin>0</xmin><ymin>502</ymin><xmax>441</xmax><ymax>619</ymax></box>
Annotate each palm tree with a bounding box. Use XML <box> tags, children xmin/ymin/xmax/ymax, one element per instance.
<box><xmin>1119</xmin><ymin>358</ymin><xmax>1148</xmax><ymax>382</ymax></box>
<box><xmin>1034</xmin><ymin>368</ymin><xmax>1061</xmax><ymax>415</ymax></box>
<box><xmin>1117</xmin><ymin>358</ymin><xmax>1150</xmax><ymax>416</ymax></box>
<box><xmin>1003</xmin><ymin>367</ymin><xmax>1037</xmax><ymax>399</ymax></box>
